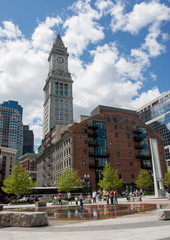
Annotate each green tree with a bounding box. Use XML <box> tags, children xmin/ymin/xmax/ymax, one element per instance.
<box><xmin>164</xmin><ymin>172</ymin><xmax>170</xmax><ymax>187</ymax></box>
<box><xmin>98</xmin><ymin>163</ymin><xmax>123</xmax><ymax>190</ymax></box>
<box><xmin>2</xmin><ymin>164</ymin><xmax>35</xmax><ymax>199</ymax></box>
<box><xmin>135</xmin><ymin>169</ymin><xmax>153</xmax><ymax>189</ymax></box>
<box><xmin>56</xmin><ymin>168</ymin><xmax>82</xmax><ymax>192</ymax></box>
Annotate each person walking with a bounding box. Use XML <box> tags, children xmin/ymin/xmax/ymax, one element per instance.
<box><xmin>110</xmin><ymin>189</ymin><xmax>114</xmax><ymax>205</ymax></box>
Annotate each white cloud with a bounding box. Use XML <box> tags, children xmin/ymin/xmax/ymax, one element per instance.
<box><xmin>0</xmin><ymin>0</ymin><xmax>170</xmax><ymax>149</ymax></box>
<box><xmin>0</xmin><ymin>17</ymin><xmax>62</xmax><ymax>147</ymax></box>
<box><xmin>131</xmin><ymin>87</ymin><xmax>161</xmax><ymax>110</ymax></box>
<box><xmin>63</xmin><ymin>0</ymin><xmax>104</xmax><ymax>56</ymax></box>
<box><xmin>110</xmin><ymin>1</ymin><xmax>170</xmax><ymax>34</ymax></box>
<box><xmin>0</xmin><ymin>21</ymin><xmax>22</xmax><ymax>39</ymax></box>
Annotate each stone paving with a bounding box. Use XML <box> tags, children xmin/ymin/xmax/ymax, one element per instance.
<box><xmin>1</xmin><ymin>196</ymin><xmax>170</xmax><ymax>240</ymax></box>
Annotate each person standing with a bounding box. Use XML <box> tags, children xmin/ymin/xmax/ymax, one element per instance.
<box><xmin>92</xmin><ymin>190</ymin><xmax>97</xmax><ymax>203</ymax></box>
<box><xmin>140</xmin><ymin>188</ymin><xmax>143</xmax><ymax>196</ymax></box>
<box><xmin>79</xmin><ymin>193</ymin><xmax>83</xmax><ymax>207</ymax></box>
<box><xmin>67</xmin><ymin>192</ymin><xmax>72</xmax><ymax>204</ymax></box>
<box><xmin>58</xmin><ymin>193</ymin><xmax>62</xmax><ymax>205</ymax></box>
<box><xmin>110</xmin><ymin>189</ymin><xmax>114</xmax><ymax>205</ymax></box>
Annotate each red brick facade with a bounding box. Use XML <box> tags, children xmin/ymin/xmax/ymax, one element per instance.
<box><xmin>69</xmin><ymin>107</ymin><xmax>166</xmax><ymax>191</ymax></box>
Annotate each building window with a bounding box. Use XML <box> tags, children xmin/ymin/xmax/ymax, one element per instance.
<box><xmin>114</xmin><ymin>125</ymin><xmax>117</xmax><ymax>129</ymax></box>
<box><xmin>126</xmin><ymin>127</ymin><xmax>129</xmax><ymax>130</ymax></box>
<box><xmin>83</xmin><ymin>150</ymin><xmax>87</xmax><ymax>154</ymax></box>
<box><xmin>130</xmin><ymin>162</ymin><xmax>133</xmax><ymax>166</ymax></box>
<box><xmin>82</xmin><ymin>161</ymin><xmax>86</xmax><ymax>165</ymax></box>
<box><xmin>84</xmin><ymin>140</ymin><xmax>88</xmax><ymax>144</ymax></box>
<box><xmin>125</xmin><ymin>119</ymin><xmax>128</xmax><ymax>123</ymax></box>
<box><xmin>127</xmin><ymin>134</ymin><xmax>130</xmax><ymax>138</ymax></box>
<box><xmin>116</xmin><ymin>142</ymin><xmax>119</xmax><ymax>146</ymax></box>
<box><xmin>107</xmin><ymin>117</ymin><xmax>110</xmax><ymax>122</ymax></box>
<box><xmin>119</xmin><ymin>174</ymin><xmax>122</xmax><ymax>179</ymax></box>
<box><xmin>117</xmin><ymin>152</ymin><xmax>120</xmax><ymax>157</ymax></box>
<box><xmin>117</xmin><ymin>161</ymin><xmax>120</xmax><ymax>166</ymax></box>
<box><xmin>109</xmin><ymin>141</ymin><xmax>112</xmax><ymax>146</ymax></box>
<box><xmin>131</xmin><ymin>174</ymin><xmax>134</xmax><ymax>179</ymax></box>
<box><xmin>113</xmin><ymin>118</ymin><xmax>117</xmax><ymax>122</ymax></box>
<box><xmin>129</xmin><ymin>152</ymin><xmax>132</xmax><ymax>157</ymax></box>
<box><xmin>115</xmin><ymin>132</ymin><xmax>118</xmax><ymax>137</ymax></box>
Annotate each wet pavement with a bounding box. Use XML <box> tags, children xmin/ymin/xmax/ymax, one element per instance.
<box><xmin>1</xmin><ymin>196</ymin><xmax>170</xmax><ymax>240</ymax></box>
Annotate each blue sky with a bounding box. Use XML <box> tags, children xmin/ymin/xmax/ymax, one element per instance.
<box><xmin>0</xmin><ymin>0</ymin><xmax>170</xmax><ymax>150</ymax></box>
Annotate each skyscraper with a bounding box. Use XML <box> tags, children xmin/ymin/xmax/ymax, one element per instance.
<box><xmin>137</xmin><ymin>90</ymin><xmax>170</xmax><ymax>169</ymax></box>
<box><xmin>0</xmin><ymin>100</ymin><xmax>23</xmax><ymax>162</ymax></box>
<box><xmin>43</xmin><ymin>33</ymin><xmax>73</xmax><ymax>138</ymax></box>
<box><xmin>22</xmin><ymin>125</ymin><xmax>34</xmax><ymax>155</ymax></box>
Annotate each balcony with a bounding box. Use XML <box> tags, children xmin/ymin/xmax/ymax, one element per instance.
<box><xmin>132</xmin><ymin>128</ymin><xmax>142</xmax><ymax>134</ymax></box>
<box><xmin>134</xmin><ymin>136</ymin><xmax>143</xmax><ymax>142</ymax></box>
<box><xmin>135</xmin><ymin>154</ymin><xmax>151</xmax><ymax>160</ymax></box>
<box><xmin>88</xmin><ymin>132</ymin><xmax>98</xmax><ymax>138</ymax></box>
<box><xmin>88</xmin><ymin>141</ymin><xmax>99</xmax><ymax>147</ymax></box>
<box><xmin>89</xmin><ymin>152</ymin><xmax>110</xmax><ymax>158</ymax></box>
<box><xmin>135</xmin><ymin>145</ymin><xmax>144</xmax><ymax>149</ymax></box>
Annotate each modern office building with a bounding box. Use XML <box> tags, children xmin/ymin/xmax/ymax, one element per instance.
<box><xmin>137</xmin><ymin>91</ymin><xmax>170</xmax><ymax>170</ymax></box>
<box><xmin>0</xmin><ymin>100</ymin><xmax>23</xmax><ymax>162</ymax></box>
<box><xmin>43</xmin><ymin>33</ymin><xmax>73</xmax><ymax>138</ymax></box>
<box><xmin>0</xmin><ymin>146</ymin><xmax>17</xmax><ymax>184</ymax></box>
<box><xmin>19</xmin><ymin>153</ymin><xmax>37</xmax><ymax>182</ymax></box>
<box><xmin>23</xmin><ymin>125</ymin><xmax>34</xmax><ymax>155</ymax></box>
<box><xmin>37</xmin><ymin>105</ymin><xmax>166</xmax><ymax>193</ymax></box>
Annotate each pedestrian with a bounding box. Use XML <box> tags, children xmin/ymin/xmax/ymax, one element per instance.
<box><xmin>140</xmin><ymin>188</ymin><xmax>143</xmax><ymax>196</ymax></box>
<box><xmin>75</xmin><ymin>196</ymin><xmax>78</xmax><ymax>205</ymax></box>
<box><xmin>113</xmin><ymin>190</ymin><xmax>118</xmax><ymax>204</ymax></box>
<box><xmin>98</xmin><ymin>188</ymin><xmax>102</xmax><ymax>201</ymax></box>
<box><xmin>92</xmin><ymin>190</ymin><xmax>97</xmax><ymax>203</ymax></box>
<box><xmin>110</xmin><ymin>189</ymin><xmax>114</xmax><ymax>204</ymax></box>
<box><xmin>58</xmin><ymin>193</ymin><xmax>62</xmax><ymax>205</ymax></box>
<box><xmin>125</xmin><ymin>189</ymin><xmax>129</xmax><ymax>201</ymax></box>
<box><xmin>67</xmin><ymin>192</ymin><xmax>72</xmax><ymax>204</ymax></box>
<box><xmin>79</xmin><ymin>193</ymin><xmax>83</xmax><ymax>207</ymax></box>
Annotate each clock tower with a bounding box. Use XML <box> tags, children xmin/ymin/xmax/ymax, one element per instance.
<box><xmin>43</xmin><ymin>33</ymin><xmax>73</xmax><ymax>138</ymax></box>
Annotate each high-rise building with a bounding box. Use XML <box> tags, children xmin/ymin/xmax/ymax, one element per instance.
<box><xmin>43</xmin><ymin>33</ymin><xmax>73</xmax><ymax>138</ymax></box>
<box><xmin>23</xmin><ymin>125</ymin><xmax>34</xmax><ymax>155</ymax></box>
<box><xmin>0</xmin><ymin>100</ymin><xmax>23</xmax><ymax>161</ymax></box>
<box><xmin>137</xmin><ymin>90</ymin><xmax>170</xmax><ymax>170</ymax></box>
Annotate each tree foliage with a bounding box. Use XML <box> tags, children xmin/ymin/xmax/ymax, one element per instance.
<box><xmin>98</xmin><ymin>163</ymin><xmax>123</xmax><ymax>190</ymax></box>
<box><xmin>56</xmin><ymin>168</ymin><xmax>82</xmax><ymax>192</ymax></box>
<box><xmin>164</xmin><ymin>172</ymin><xmax>170</xmax><ymax>187</ymax></box>
<box><xmin>2</xmin><ymin>164</ymin><xmax>35</xmax><ymax>198</ymax></box>
<box><xmin>135</xmin><ymin>169</ymin><xmax>153</xmax><ymax>189</ymax></box>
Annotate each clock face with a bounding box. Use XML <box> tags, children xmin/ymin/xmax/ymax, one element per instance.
<box><xmin>57</xmin><ymin>57</ymin><xmax>64</xmax><ymax>63</ymax></box>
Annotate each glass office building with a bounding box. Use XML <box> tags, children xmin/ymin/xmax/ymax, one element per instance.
<box><xmin>0</xmin><ymin>100</ymin><xmax>23</xmax><ymax>162</ymax></box>
<box><xmin>137</xmin><ymin>90</ymin><xmax>170</xmax><ymax>169</ymax></box>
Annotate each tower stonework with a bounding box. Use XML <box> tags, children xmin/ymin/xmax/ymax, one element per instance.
<box><xmin>43</xmin><ymin>34</ymin><xmax>73</xmax><ymax>138</ymax></box>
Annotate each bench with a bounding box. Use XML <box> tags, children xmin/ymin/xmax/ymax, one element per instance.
<box><xmin>0</xmin><ymin>211</ymin><xmax>48</xmax><ymax>227</ymax></box>
<box><xmin>158</xmin><ymin>209</ymin><xmax>170</xmax><ymax>220</ymax></box>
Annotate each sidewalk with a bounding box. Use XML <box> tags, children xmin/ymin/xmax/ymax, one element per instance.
<box><xmin>1</xmin><ymin>196</ymin><xmax>170</xmax><ymax>240</ymax></box>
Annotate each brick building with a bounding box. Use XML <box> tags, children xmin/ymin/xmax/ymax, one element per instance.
<box><xmin>37</xmin><ymin>105</ymin><xmax>166</xmax><ymax>193</ymax></box>
<box><xmin>19</xmin><ymin>153</ymin><xmax>37</xmax><ymax>182</ymax></box>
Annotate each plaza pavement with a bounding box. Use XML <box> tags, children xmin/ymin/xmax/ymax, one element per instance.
<box><xmin>1</xmin><ymin>196</ymin><xmax>170</xmax><ymax>240</ymax></box>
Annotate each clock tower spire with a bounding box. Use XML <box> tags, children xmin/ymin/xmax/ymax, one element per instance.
<box><xmin>43</xmin><ymin>34</ymin><xmax>73</xmax><ymax>138</ymax></box>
